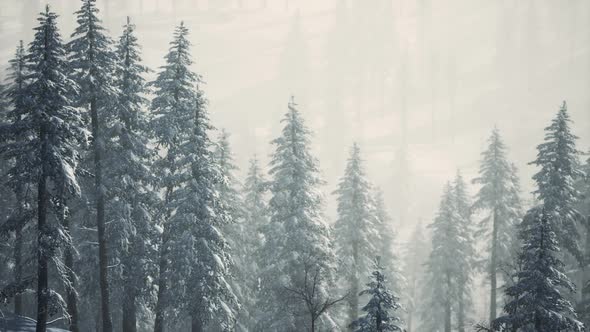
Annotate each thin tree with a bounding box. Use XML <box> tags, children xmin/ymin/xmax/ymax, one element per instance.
<box><xmin>150</xmin><ymin>22</ymin><xmax>199</xmax><ymax>332</ymax></box>
<box><xmin>1</xmin><ymin>6</ymin><xmax>86</xmax><ymax>331</ymax></box>
<box><xmin>529</xmin><ymin>101</ymin><xmax>583</xmax><ymax>262</ymax></box>
<box><xmin>258</xmin><ymin>97</ymin><xmax>338</xmax><ymax>331</ymax></box>
<box><xmin>472</xmin><ymin>128</ymin><xmax>523</xmax><ymax>322</ymax></box>
<box><xmin>333</xmin><ymin>143</ymin><xmax>379</xmax><ymax>327</ymax></box>
<box><xmin>68</xmin><ymin>1</ymin><xmax>119</xmax><ymax>330</ymax></box>
<box><xmin>107</xmin><ymin>16</ymin><xmax>158</xmax><ymax>332</ymax></box>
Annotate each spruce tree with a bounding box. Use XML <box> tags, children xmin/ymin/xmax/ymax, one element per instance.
<box><xmin>151</xmin><ymin>23</ymin><xmax>236</xmax><ymax>331</ymax></box>
<box><xmin>1</xmin><ymin>40</ymin><xmax>33</xmax><ymax>317</ymax></box>
<box><xmin>151</xmin><ymin>22</ymin><xmax>199</xmax><ymax>332</ymax></box>
<box><xmin>452</xmin><ymin>171</ymin><xmax>474</xmax><ymax>332</ymax></box>
<box><xmin>491</xmin><ymin>206</ymin><xmax>584</xmax><ymax>332</ymax></box>
<box><xmin>68</xmin><ymin>1</ymin><xmax>119</xmax><ymax>330</ymax></box>
<box><xmin>373</xmin><ymin>189</ymin><xmax>402</xmax><ymax>290</ymax></box>
<box><xmin>213</xmin><ymin>129</ymin><xmax>245</xmax><ymax>329</ymax></box>
<box><xmin>530</xmin><ymin>101</ymin><xmax>583</xmax><ymax>262</ymax></box>
<box><xmin>258</xmin><ymin>97</ymin><xmax>338</xmax><ymax>331</ymax></box>
<box><xmin>424</xmin><ymin>182</ymin><xmax>468</xmax><ymax>332</ymax></box>
<box><xmin>1</xmin><ymin>6</ymin><xmax>86</xmax><ymax>331</ymax></box>
<box><xmin>350</xmin><ymin>258</ymin><xmax>404</xmax><ymax>332</ymax></box>
<box><xmin>242</xmin><ymin>156</ymin><xmax>270</xmax><ymax>330</ymax></box>
<box><xmin>333</xmin><ymin>143</ymin><xmax>379</xmax><ymax>326</ymax></box>
<box><xmin>472</xmin><ymin>128</ymin><xmax>523</xmax><ymax>322</ymax></box>
<box><xmin>106</xmin><ymin>16</ymin><xmax>158</xmax><ymax>332</ymax></box>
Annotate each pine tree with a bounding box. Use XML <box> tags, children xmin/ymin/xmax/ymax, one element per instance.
<box><xmin>333</xmin><ymin>143</ymin><xmax>380</xmax><ymax>326</ymax></box>
<box><xmin>350</xmin><ymin>257</ymin><xmax>404</xmax><ymax>332</ymax></box>
<box><xmin>1</xmin><ymin>40</ymin><xmax>34</xmax><ymax>317</ymax></box>
<box><xmin>150</xmin><ymin>22</ymin><xmax>200</xmax><ymax>332</ymax></box>
<box><xmin>575</xmin><ymin>152</ymin><xmax>590</xmax><ymax>324</ymax></box>
<box><xmin>241</xmin><ymin>156</ymin><xmax>269</xmax><ymax>330</ymax></box>
<box><xmin>530</xmin><ymin>101</ymin><xmax>583</xmax><ymax>262</ymax></box>
<box><xmin>472</xmin><ymin>128</ymin><xmax>523</xmax><ymax>322</ymax></box>
<box><xmin>1</xmin><ymin>6</ymin><xmax>86</xmax><ymax>331</ymax></box>
<box><xmin>491</xmin><ymin>206</ymin><xmax>584</xmax><ymax>332</ymax></box>
<box><xmin>105</xmin><ymin>16</ymin><xmax>158</xmax><ymax>332</ymax></box>
<box><xmin>151</xmin><ymin>23</ymin><xmax>236</xmax><ymax>332</ymax></box>
<box><xmin>424</xmin><ymin>182</ymin><xmax>470</xmax><ymax>332</ymax></box>
<box><xmin>258</xmin><ymin>97</ymin><xmax>338</xmax><ymax>331</ymax></box>
<box><xmin>68</xmin><ymin>1</ymin><xmax>119</xmax><ymax>330</ymax></box>
<box><xmin>452</xmin><ymin>171</ymin><xmax>475</xmax><ymax>332</ymax></box>
<box><xmin>373</xmin><ymin>189</ymin><xmax>402</xmax><ymax>290</ymax></box>
<box><xmin>213</xmin><ymin>129</ymin><xmax>245</xmax><ymax>330</ymax></box>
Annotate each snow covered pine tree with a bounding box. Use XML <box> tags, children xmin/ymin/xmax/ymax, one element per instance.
<box><xmin>1</xmin><ymin>6</ymin><xmax>86</xmax><ymax>332</ymax></box>
<box><xmin>350</xmin><ymin>257</ymin><xmax>404</xmax><ymax>332</ymax></box>
<box><xmin>68</xmin><ymin>1</ymin><xmax>120</xmax><ymax>330</ymax></box>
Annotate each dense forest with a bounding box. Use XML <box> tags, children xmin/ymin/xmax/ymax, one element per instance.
<box><xmin>0</xmin><ymin>1</ymin><xmax>589</xmax><ymax>332</ymax></box>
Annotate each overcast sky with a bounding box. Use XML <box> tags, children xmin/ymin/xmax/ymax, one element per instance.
<box><xmin>1</xmin><ymin>0</ymin><xmax>589</xmax><ymax>245</ymax></box>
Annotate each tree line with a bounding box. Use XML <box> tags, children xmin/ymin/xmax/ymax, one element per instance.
<box><xmin>1</xmin><ymin>1</ymin><xmax>589</xmax><ymax>332</ymax></box>
<box><xmin>0</xmin><ymin>1</ymin><xmax>403</xmax><ymax>332</ymax></box>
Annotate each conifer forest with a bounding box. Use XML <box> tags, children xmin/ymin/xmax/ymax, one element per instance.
<box><xmin>1</xmin><ymin>1</ymin><xmax>590</xmax><ymax>331</ymax></box>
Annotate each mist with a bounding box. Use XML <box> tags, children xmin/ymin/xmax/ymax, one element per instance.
<box><xmin>0</xmin><ymin>0</ymin><xmax>589</xmax><ymax>331</ymax></box>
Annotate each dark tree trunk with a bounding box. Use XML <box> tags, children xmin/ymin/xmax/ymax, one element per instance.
<box><xmin>63</xmin><ymin>213</ymin><xmax>80</xmax><ymax>332</ymax></box>
<box><xmin>153</xmin><ymin>232</ymin><xmax>169</xmax><ymax>332</ymax></box>
<box><xmin>14</xmin><ymin>225</ymin><xmax>23</xmax><ymax>316</ymax></box>
<box><xmin>191</xmin><ymin>315</ymin><xmax>204</xmax><ymax>332</ymax></box>
<box><xmin>122</xmin><ymin>286</ymin><xmax>137</xmax><ymax>332</ymax></box>
<box><xmin>91</xmin><ymin>97</ymin><xmax>113</xmax><ymax>332</ymax></box>
<box><xmin>35</xmin><ymin>138</ymin><xmax>49</xmax><ymax>332</ymax></box>
<box><xmin>490</xmin><ymin>207</ymin><xmax>499</xmax><ymax>322</ymax></box>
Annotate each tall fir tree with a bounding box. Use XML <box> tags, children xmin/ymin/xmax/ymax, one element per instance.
<box><xmin>213</xmin><ymin>129</ymin><xmax>245</xmax><ymax>330</ymax></box>
<box><xmin>0</xmin><ymin>6</ymin><xmax>86</xmax><ymax>331</ymax></box>
<box><xmin>350</xmin><ymin>258</ymin><xmax>404</xmax><ymax>332</ymax></box>
<box><xmin>151</xmin><ymin>23</ymin><xmax>237</xmax><ymax>332</ymax></box>
<box><xmin>529</xmin><ymin>101</ymin><xmax>583</xmax><ymax>262</ymax></box>
<box><xmin>333</xmin><ymin>143</ymin><xmax>380</xmax><ymax>327</ymax></box>
<box><xmin>68</xmin><ymin>1</ymin><xmax>119</xmax><ymax>330</ymax></box>
<box><xmin>578</xmin><ymin>152</ymin><xmax>590</xmax><ymax>324</ymax></box>
<box><xmin>242</xmin><ymin>156</ymin><xmax>269</xmax><ymax>330</ymax></box>
<box><xmin>105</xmin><ymin>16</ymin><xmax>158</xmax><ymax>332</ymax></box>
<box><xmin>168</xmin><ymin>88</ymin><xmax>237</xmax><ymax>332</ymax></box>
<box><xmin>258</xmin><ymin>97</ymin><xmax>338</xmax><ymax>331</ymax></box>
<box><xmin>491</xmin><ymin>206</ymin><xmax>584</xmax><ymax>332</ymax></box>
<box><xmin>373</xmin><ymin>188</ymin><xmax>402</xmax><ymax>290</ymax></box>
<box><xmin>452</xmin><ymin>171</ymin><xmax>475</xmax><ymax>332</ymax></box>
<box><xmin>1</xmin><ymin>40</ymin><xmax>33</xmax><ymax>317</ymax></box>
<box><xmin>423</xmin><ymin>182</ymin><xmax>469</xmax><ymax>332</ymax></box>
<box><xmin>150</xmin><ymin>22</ymin><xmax>199</xmax><ymax>332</ymax></box>
<box><xmin>472</xmin><ymin>128</ymin><xmax>523</xmax><ymax>322</ymax></box>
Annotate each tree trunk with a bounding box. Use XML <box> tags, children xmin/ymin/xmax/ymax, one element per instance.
<box><xmin>14</xmin><ymin>224</ymin><xmax>23</xmax><ymax>316</ymax></box>
<box><xmin>35</xmin><ymin>150</ymin><xmax>49</xmax><ymax>332</ymax></box>
<box><xmin>153</xmin><ymin>232</ymin><xmax>169</xmax><ymax>332</ymax></box>
<box><xmin>310</xmin><ymin>316</ymin><xmax>315</xmax><ymax>332</ymax></box>
<box><xmin>122</xmin><ymin>286</ymin><xmax>137</xmax><ymax>332</ymax></box>
<box><xmin>154</xmin><ymin>184</ymin><xmax>174</xmax><ymax>332</ymax></box>
<box><xmin>490</xmin><ymin>207</ymin><xmax>499</xmax><ymax>322</ymax></box>
<box><xmin>191</xmin><ymin>315</ymin><xmax>204</xmax><ymax>332</ymax></box>
<box><xmin>63</xmin><ymin>213</ymin><xmax>80</xmax><ymax>332</ymax></box>
<box><xmin>91</xmin><ymin>97</ymin><xmax>113</xmax><ymax>332</ymax></box>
